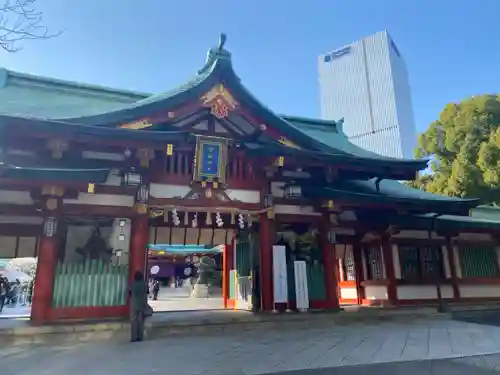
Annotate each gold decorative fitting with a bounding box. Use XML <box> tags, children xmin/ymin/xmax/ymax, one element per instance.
<box><xmin>135</xmin><ymin>202</ymin><xmax>148</xmax><ymax>215</ymax></box>
<box><xmin>201</xmin><ymin>181</ymin><xmax>207</xmax><ymax>188</ymax></box>
<box><xmin>166</xmin><ymin>144</ymin><xmax>174</xmax><ymax>156</ymax></box>
<box><xmin>120</xmin><ymin>119</ymin><xmax>153</xmax><ymax>130</ymax></box>
<box><xmin>87</xmin><ymin>183</ymin><xmax>95</xmax><ymax>194</ymax></box>
<box><xmin>45</xmin><ymin>198</ymin><xmax>58</xmax><ymax>211</ymax></box>
<box><xmin>212</xmin><ymin>181</ymin><xmax>218</xmax><ymax>189</ymax></box>
<box><xmin>267</xmin><ymin>208</ymin><xmax>275</xmax><ymax>220</ymax></box>
<box><xmin>325</xmin><ymin>200</ymin><xmax>335</xmax><ymax>210</ymax></box>
<box><xmin>201</xmin><ymin>84</ymin><xmax>239</xmax><ymax>119</ymax></box>
<box><xmin>278</xmin><ymin>136</ymin><xmax>300</xmax><ymax>149</ymax></box>
<box><xmin>47</xmin><ymin>139</ymin><xmax>68</xmax><ymax>159</ymax></box>
<box><xmin>41</xmin><ymin>185</ymin><xmax>64</xmax><ymax>197</ymax></box>
<box><xmin>276</xmin><ymin>156</ymin><xmax>284</xmax><ymax>167</ymax></box>
<box><xmin>137</xmin><ymin>148</ymin><xmax>155</xmax><ymax>168</ymax></box>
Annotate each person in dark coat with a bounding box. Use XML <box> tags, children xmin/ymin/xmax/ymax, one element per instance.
<box><xmin>0</xmin><ymin>277</ymin><xmax>7</xmax><ymax>313</ymax></box>
<box><xmin>129</xmin><ymin>271</ymin><xmax>148</xmax><ymax>342</ymax></box>
<box><xmin>152</xmin><ymin>279</ymin><xmax>160</xmax><ymax>300</ymax></box>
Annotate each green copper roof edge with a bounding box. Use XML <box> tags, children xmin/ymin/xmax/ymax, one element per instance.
<box><xmin>5</xmin><ymin>69</ymin><xmax>150</xmax><ymax>100</ymax></box>
<box><xmin>396</xmin><ymin>213</ymin><xmax>500</xmax><ymax>230</ymax></box>
<box><xmin>280</xmin><ymin>115</ymin><xmax>339</xmax><ymax>128</ymax></box>
<box><xmin>302</xmin><ymin>183</ymin><xmax>479</xmax><ymax>207</ymax></box>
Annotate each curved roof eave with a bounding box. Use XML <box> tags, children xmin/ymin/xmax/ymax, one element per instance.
<box><xmin>54</xmin><ymin>57</ymin><xmax>227</xmax><ymax>126</ymax></box>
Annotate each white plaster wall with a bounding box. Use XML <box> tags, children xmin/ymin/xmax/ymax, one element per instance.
<box><xmin>340</xmin><ymin>286</ymin><xmax>358</xmax><ymax>300</ymax></box>
<box><xmin>108</xmin><ymin>219</ymin><xmax>131</xmax><ymax>266</ymax></box>
<box><xmin>63</xmin><ymin>193</ymin><xmax>134</xmax><ymax>207</ymax></box>
<box><xmin>0</xmin><ymin>190</ymin><xmax>33</xmax><ymax>205</ymax></box>
<box><xmin>0</xmin><ymin>215</ymin><xmax>42</xmax><ymax>224</ymax></box>
<box><xmin>271</xmin><ymin>182</ymin><xmax>285</xmax><ymax>197</ymax></box>
<box><xmin>150</xmin><ymin>183</ymin><xmax>190</xmax><ymax>199</ymax></box>
<box><xmin>103</xmin><ymin>168</ymin><xmax>123</xmax><ymax>186</ymax></box>
<box><xmin>460</xmin><ymin>285</ymin><xmax>500</xmax><ymax>298</ymax></box>
<box><xmin>397</xmin><ymin>285</ymin><xmax>453</xmax><ymax>300</ymax></box>
<box><xmin>225</xmin><ymin>189</ymin><xmax>260</xmax><ymax>203</ymax></box>
<box><xmin>274</xmin><ymin>205</ymin><xmax>320</xmax><ymax>216</ymax></box>
<box><xmin>364</xmin><ymin>285</ymin><xmax>388</xmax><ymax>300</ymax></box>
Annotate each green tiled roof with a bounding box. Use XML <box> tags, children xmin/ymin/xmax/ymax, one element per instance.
<box><xmin>0</xmin><ymin>68</ymin><xmax>148</xmax><ymax>119</ymax></box>
<box><xmin>301</xmin><ymin>178</ymin><xmax>478</xmax><ymax>215</ymax></box>
<box><xmin>283</xmin><ymin>116</ymin><xmax>423</xmax><ymax>165</ymax></box>
<box><xmin>0</xmin><ymin>36</ymin><xmax>427</xmax><ymax>174</ymax></box>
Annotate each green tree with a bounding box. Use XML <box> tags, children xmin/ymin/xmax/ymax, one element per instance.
<box><xmin>414</xmin><ymin>95</ymin><xmax>500</xmax><ymax>204</ymax></box>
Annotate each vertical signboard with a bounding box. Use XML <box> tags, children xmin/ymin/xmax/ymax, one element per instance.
<box><xmin>272</xmin><ymin>245</ymin><xmax>288</xmax><ymax>304</ymax></box>
<box><xmin>294</xmin><ymin>260</ymin><xmax>309</xmax><ymax>311</ymax></box>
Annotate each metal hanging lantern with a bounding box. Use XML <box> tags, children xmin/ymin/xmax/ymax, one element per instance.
<box><xmin>122</xmin><ymin>169</ymin><xmax>142</xmax><ymax>186</ymax></box>
<box><xmin>284</xmin><ymin>184</ymin><xmax>302</xmax><ymax>198</ymax></box>
<box><xmin>44</xmin><ymin>217</ymin><xmax>58</xmax><ymax>237</ymax></box>
<box><xmin>136</xmin><ymin>184</ymin><xmax>149</xmax><ymax>203</ymax></box>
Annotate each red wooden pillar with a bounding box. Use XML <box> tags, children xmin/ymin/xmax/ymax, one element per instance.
<box><xmin>320</xmin><ymin>216</ymin><xmax>339</xmax><ymax>310</ymax></box>
<box><xmin>129</xmin><ymin>215</ymin><xmax>148</xmax><ymax>282</ymax></box>
<box><xmin>223</xmin><ymin>243</ymin><xmax>235</xmax><ymax>308</ymax></box>
<box><xmin>382</xmin><ymin>238</ymin><xmax>397</xmax><ymax>305</ymax></box>
<box><xmin>259</xmin><ymin>213</ymin><xmax>274</xmax><ymax>311</ymax></box>
<box><xmin>446</xmin><ymin>237</ymin><xmax>460</xmax><ymax>300</ymax></box>
<box><xmin>31</xmin><ymin>218</ymin><xmax>59</xmax><ymax>324</ymax></box>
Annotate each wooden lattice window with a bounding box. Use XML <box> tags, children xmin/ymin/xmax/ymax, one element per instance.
<box><xmin>363</xmin><ymin>246</ymin><xmax>384</xmax><ymax>280</ymax></box>
<box><xmin>399</xmin><ymin>245</ymin><xmax>444</xmax><ymax>281</ymax></box>
<box><xmin>459</xmin><ymin>246</ymin><xmax>499</xmax><ymax>278</ymax></box>
<box><xmin>342</xmin><ymin>249</ymin><xmax>356</xmax><ymax>281</ymax></box>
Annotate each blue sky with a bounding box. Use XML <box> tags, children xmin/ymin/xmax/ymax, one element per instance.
<box><xmin>0</xmin><ymin>0</ymin><xmax>498</xmax><ymax>134</ymax></box>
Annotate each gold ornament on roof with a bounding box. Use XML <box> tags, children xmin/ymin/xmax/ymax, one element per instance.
<box><xmin>201</xmin><ymin>84</ymin><xmax>239</xmax><ymax>119</ymax></box>
<box><xmin>120</xmin><ymin>119</ymin><xmax>153</xmax><ymax>130</ymax></box>
<box><xmin>278</xmin><ymin>136</ymin><xmax>300</xmax><ymax>149</ymax></box>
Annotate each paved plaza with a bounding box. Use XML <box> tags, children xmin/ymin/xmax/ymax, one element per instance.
<box><xmin>149</xmin><ymin>284</ymin><xmax>224</xmax><ymax>312</ymax></box>
<box><xmin>5</xmin><ymin>318</ymin><xmax>500</xmax><ymax>374</ymax></box>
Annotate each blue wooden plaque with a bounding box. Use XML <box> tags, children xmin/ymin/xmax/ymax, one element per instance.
<box><xmin>199</xmin><ymin>142</ymin><xmax>221</xmax><ymax>178</ymax></box>
<box><xmin>194</xmin><ymin>136</ymin><xmax>228</xmax><ymax>183</ymax></box>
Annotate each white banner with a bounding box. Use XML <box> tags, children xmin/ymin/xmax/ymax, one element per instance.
<box><xmin>294</xmin><ymin>261</ymin><xmax>309</xmax><ymax>311</ymax></box>
<box><xmin>272</xmin><ymin>245</ymin><xmax>288</xmax><ymax>303</ymax></box>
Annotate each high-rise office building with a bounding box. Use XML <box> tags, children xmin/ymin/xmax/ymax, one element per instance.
<box><xmin>318</xmin><ymin>30</ymin><xmax>416</xmax><ymax>159</ymax></box>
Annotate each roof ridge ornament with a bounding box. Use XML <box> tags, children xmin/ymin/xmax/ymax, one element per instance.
<box><xmin>198</xmin><ymin>33</ymin><xmax>231</xmax><ymax>75</ymax></box>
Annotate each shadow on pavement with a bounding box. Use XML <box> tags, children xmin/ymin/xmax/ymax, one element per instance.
<box><xmin>267</xmin><ymin>355</ymin><xmax>500</xmax><ymax>375</ymax></box>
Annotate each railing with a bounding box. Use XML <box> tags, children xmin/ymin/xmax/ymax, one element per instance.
<box><xmin>160</xmin><ymin>152</ymin><xmax>259</xmax><ymax>188</ymax></box>
<box><xmin>52</xmin><ymin>259</ymin><xmax>128</xmax><ymax>308</ymax></box>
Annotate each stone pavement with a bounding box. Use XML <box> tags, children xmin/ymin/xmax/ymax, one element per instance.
<box><xmin>4</xmin><ymin>318</ymin><xmax>500</xmax><ymax>375</ymax></box>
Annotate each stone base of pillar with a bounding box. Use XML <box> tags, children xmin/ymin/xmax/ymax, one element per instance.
<box><xmin>191</xmin><ymin>284</ymin><xmax>209</xmax><ymax>298</ymax></box>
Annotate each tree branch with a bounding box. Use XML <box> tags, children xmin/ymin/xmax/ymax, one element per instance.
<box><xmin>0</xmin><ymin>0</ymin><xmax>61</xmax><ymax>52</ymax></box>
